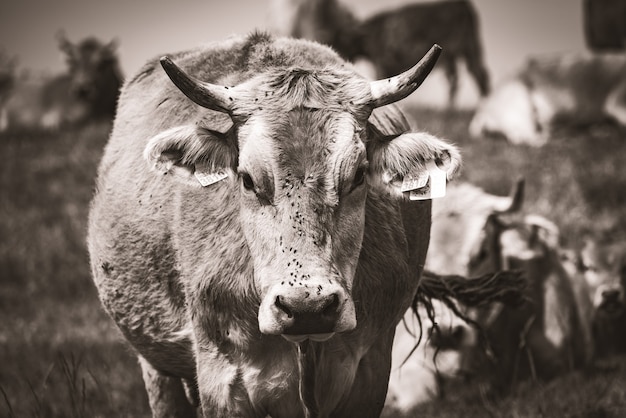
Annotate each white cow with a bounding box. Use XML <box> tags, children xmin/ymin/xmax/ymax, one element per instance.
<box><xmin>470</xmin><ymin>52</ymin><xmax>626</xmax><ymax>146</ymax></box>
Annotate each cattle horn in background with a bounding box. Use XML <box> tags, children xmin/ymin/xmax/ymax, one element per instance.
<box><xmin>160</xmin><ymin>56</ymin><xmax>237</xmax><ymax>113</ymax></box>
<box><xmin>493</xmin><ymin>177</ymin><xmax>525</xmax><ymax>213</ymax></box>
<box><xmin>369</xmin><ymin>44</ymin><xmax>442</xmax><ymax>108</ymax></box>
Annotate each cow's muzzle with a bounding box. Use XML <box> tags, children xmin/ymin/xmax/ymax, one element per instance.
<box><xmin>258</xmin><ymin>282</ymin><xmax>356</xmax><ymax>339</ymax></box>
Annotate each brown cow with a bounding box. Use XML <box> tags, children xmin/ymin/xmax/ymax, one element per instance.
<box><xmin>458</xmin><ymin>215</ymin><xmax>592</xmax><ymax>395</ymax></box>
<box><xmin>0</xmin><ymin>32</ymin><xmax>122</xmax><ymax>131</ymax></box>
<box><xmin>88</xmin><ymin>32</ymin><xmax>462</xmax><ymax>417</ymax></box>
<box><xmin>384</xmin><ymin>181</ymin><xmax>524</xmax><ymax>409</ymax></box>
<box><xmin>272</xmin><ymin>0</ymin><xmax>490</xmax><ymax>106</ymax></box>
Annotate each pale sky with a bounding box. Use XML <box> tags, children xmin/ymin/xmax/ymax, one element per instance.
<box><xmin>0</xmin><ymin>0</ymin><xmax>585</xmax><ymax>105</ymax></box>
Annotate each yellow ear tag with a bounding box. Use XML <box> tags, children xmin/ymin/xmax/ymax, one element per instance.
<box><xmin>401</xmin><ymin>160</ymin><xmax>446</xmax><ymax>200</ymax></box>
<box><xmin>194</xmin><ymin>162</ymin><xmax>228</xmax><ymax>187</ymax></box>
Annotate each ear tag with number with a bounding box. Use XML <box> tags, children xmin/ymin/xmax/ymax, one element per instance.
<box><xmin>194</xmin><ymin>162</ymin><xmax>228</xmax><ymax>187</ymax></box>
<box><xmin>401</xmin><ymin>160</ymin><xmax>447</xmax><ymax>200</ymax></box>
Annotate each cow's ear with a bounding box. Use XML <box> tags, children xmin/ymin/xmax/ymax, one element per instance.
<box><xmin>144</xmin><ymin>124</ymin><xmax>237</xmax><ymax>187</ymax></box>
<box><xmin>367</xmin><ymin>131</ymin><xmax>461</xmax><ymax>198</ymax></box>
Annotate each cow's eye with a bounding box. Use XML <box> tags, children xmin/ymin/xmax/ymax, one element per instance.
<box><xmin>240</xmin><ymin>172</ymin><xmax>255</xmax><ymax>191</ymax></box>
<box><xmin>352</xmin><ymin>167</ymin><xmax>366</xmax><ymax>190</ymax></box>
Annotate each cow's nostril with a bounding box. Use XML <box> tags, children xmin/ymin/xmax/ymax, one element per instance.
<box><xmin>275</xmin><ymin>296</ymin><xmax>293</xmax><ymax>319</ymax></box>
<box><xmin>452</xmin><ymin>325</ymin><xmax>465</xmax><ymax>341</ymax></box>
<box><xmin>322</xmin><ymin>293</ymin><xmax>340</xmax><ymax>318</ymax></box>
<box><xmin>602</xmin><ymin>289</ymin><xmax>621</xmax><ymax>301</ymax></box>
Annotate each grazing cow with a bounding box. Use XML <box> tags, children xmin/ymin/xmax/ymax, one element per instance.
<box><xmin>469</xmin><ymin>52</ymin><xmax>626</xmax><ymax>146</ymax></box>
<box><xmin>0</xmin><ymin>32</ymin><xmax>122</xmax><ymax>131</ymax></box>
<box><xmin>583</xmin><ymin>0</ymin><xmax>626</xmax><ymax>52</ymax></box>
<box><xmin>87</xmin><ymin>32</ymin><xmax>462</xmax><ymax>417</ymax></box>
<box><xmin>271</xmin><ymin>0</ymin><xmax>490</xmax><ymax>106</ymax></box>
<box><xmin>577</xmin><ymin>238</ymin><xmax>626</xmax><ymax>358</ymax></box>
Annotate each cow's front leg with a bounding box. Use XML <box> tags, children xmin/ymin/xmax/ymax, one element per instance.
<box><xmin>194</xmin><ymin>343</ymin><xmax>260</xmax><ymax>418</ymax></box>
<box><xmin>138</xmin><ymin>355</ymin><xmax>197</xmax><ymax>418</ymax></box>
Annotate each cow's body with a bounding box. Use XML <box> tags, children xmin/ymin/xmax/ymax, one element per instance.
<box><xmin>271</xmin><ymin>0</ymin><xmax>490</xmax><ymax>106</ymax></box>
<box><xmin>0</xmin><ymin>34</ymin><xmax>122</xmax><ymax>131</ymax></box>
<box><xmin>469</xmin><ymin>52</ymin><xmax>626</xmax><ymax>146</ymax></box>
<box><xmin>88</xmin><ymin>33</ymin><xmax>460</xmax><ymax>417</ymax></box>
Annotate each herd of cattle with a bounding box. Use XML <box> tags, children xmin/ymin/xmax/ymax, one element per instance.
<box><xmin>2</xmin><ymin>0</ymin><xmax>625</xmax><ymax>416</ymax></box>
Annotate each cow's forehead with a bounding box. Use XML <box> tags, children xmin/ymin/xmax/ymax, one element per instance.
<box><xmin>234</xmin><ymin>66</ymin><xmax>373</xmax><ymax>118</ymax></box>
<box><xmin>239</xmin><ymin>109</ymin><xmax>364</xmax><ymax>180</ymax></box>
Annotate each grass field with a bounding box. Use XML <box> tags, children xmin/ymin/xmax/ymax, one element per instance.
<box><xmin>1</xmin><ymin>107</ymin><xmax>625</xmax><ymax>417</ymax></box>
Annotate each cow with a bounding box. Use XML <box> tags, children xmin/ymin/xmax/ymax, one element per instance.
<box><xmin>469</xmin><ymin>52</ymin><xmax>626</xmax><ymax>146</ymax></box>
<box><xmin>385</xmin><ymin>298</ymin><xmax>467</xmax><ymax>414</ymax></box>
<box><xmin>383</xmin><ymin>181</ymin><xmax>525</xmax><ymax>410</ymax></box>
<box><xmin>577</xmin><ymin>238</ymin><xmax>626</xmax><ymax>358</ymax></box>
<box><xmin>87</xmin><ymin>32</ymin><xmax>462</xmax><ymax>417</ymax></box>
<box><xmin>0</xmin><ymin>32</ymin><xmax>122</xmax><ymax>132</ymax></box>
<box><xmin>457</xmin><ymin>215</ymin><xmax>592</xmax><ymax>395</ymax></box>
<box><xmin>583</xmin><ymin>0</ymin><xmax>626</xmax><ymax>52</ymax></box>
<box><xmin>271</xmin><ymin>0</ymin><xmax>490</xmax><ymax>106</ymax></box>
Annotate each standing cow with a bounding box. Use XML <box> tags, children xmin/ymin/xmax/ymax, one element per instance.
<box><xmin>88</xmin><ymin>32</ymin><xmax>461</xmax><ymax>417</ymax></box>
<box><xmin>469</xmin><ymin>52</ymin><xmax>626</xmax><ymax>146</ymax></box>
<box><xmin>272</xmin><ymin>0</ymin><xmax>490</xmax><ymax>106</ymax></box>
<box><xmin>0</xmin><ymin>32</ymin><xmax>122</xmax><ymax>131</ymax></box>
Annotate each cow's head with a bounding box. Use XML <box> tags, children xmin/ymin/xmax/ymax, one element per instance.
<box><xmin>427</xmin><ymin>180</ymin><xmax>525</xmax><ymax>277</ymax></box>
<box><xmin>57</xmin><ymin>31</ymin><xmax>122</xmax><ymax>113</ymax></box>
<box><xmin>579</xmin><ymin>238</ymin><xmax>626</xmax><ymax>318</ymax></box>
<box><xmin>144</xmin><ymin>44</ymin><xmax>461</xmax><ymax>342</ymax></box>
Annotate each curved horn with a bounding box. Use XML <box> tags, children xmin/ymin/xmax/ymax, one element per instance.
<box><xmin>369</xmin><ymin>44</ymin><xmax>442</xmax><ymax>108</ymax></box>
<box><xmin>160</xmin><ymin>56</ymin><xmax>235</xmax><ymax>113</ymax></box>
<box><xmin>492</xmin><ymin>178</ymin><xmax>525</xmax><ymax>213</ymax></box>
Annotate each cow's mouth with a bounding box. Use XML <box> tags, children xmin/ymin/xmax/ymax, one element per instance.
<box><xmin>282</xmin><ymin>333</ymin><xmax>335</xmax><ymax>343</ymax></box>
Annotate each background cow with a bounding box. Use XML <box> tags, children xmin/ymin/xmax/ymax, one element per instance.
<box><xmin>0</xmin><ymin>32</ymin><xmax>122</xmax><ymax>131</ymax></box>
<box><xmin>469</xmin><ymin>52</ymin><xmax>626</xmax><ymax>146</ymax></box>
<box><xmin>384</xmin><ymin>181</ymin><xmax>524</xmax><ymax>410</ymax></box>
<box><xmin>272</xmin><ymin>0</ymin><xmax>490</xmax><ymax>106</ymax></box>
<box><xmin>577</xmin><ymin>238</ymin><xmax>626</xmax><ymax>358</ymax></box>
<box><xmin>458</xmin><ymin>215</ymin><xmax>591</xmax><ymax>395</ymax></box>
<box><xmin>88</xmin><ymin>32</ymin><xmax>461</xmax><ymax>417</ymax></box>
<box><xmin>583</xmin><ymin>0</ymin><xmax>626</xmax><ymax>52</ymax></box>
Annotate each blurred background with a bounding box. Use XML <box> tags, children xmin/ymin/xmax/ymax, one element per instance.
<box><xmin>1</xmin><ymin>1</ymin><xmax>626</xmax><ymax>417</ymax></box>
<box><xmin>1</xmin><ymin>0</ymin><xmax>584</xmax><ymax>107</ymax></box>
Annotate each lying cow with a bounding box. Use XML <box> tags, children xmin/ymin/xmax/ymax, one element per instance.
<box><xmin>385</xmin><ymin>269</ymin><xmax>526</xmax><ymax>415</ymax></box>
<box><xmin>577</xmin><ymin>238</ymin><xmax>626</xmax><ymax>358</ymax></box>
<box><xmin>469</xmin><ymin>52</ymin><xmax>626</xmax><ymax>146</ymax></box>
<box><xmin>459</xmin><ymin>215</ymin><xmax>592</xmax><ymax>395</ymax></box>
<box><xmin>271</xmin><ymin>0</ymin><xmax>490</xmax><ymax>106</ymax></box>
<box><xmin>384</xmin><ymin>181</ymin><xmax>525</xmax><ymax>410</ymax></box>
<box><xmin>88</xmin><ymin>32</ymin><xmax>462</xmax><ymax>417</ymax></box>
<box><xmin>0</xmin><ymin>32</ymin><xmax>122</xmax><ymax>131</ymax></box>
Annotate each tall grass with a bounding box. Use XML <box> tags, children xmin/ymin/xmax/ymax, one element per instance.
<box><xmin>1</xmin><ymin>107</ymin><xmax>625</xmax><ymax>417</ymax></box>
<box><xmin>0</xmin><ymin>122</ymin><xmax>150</xmax><ymax>417</ymax></box>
